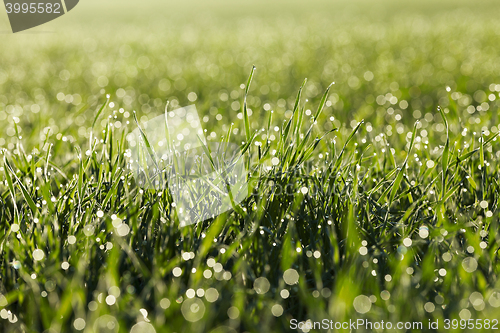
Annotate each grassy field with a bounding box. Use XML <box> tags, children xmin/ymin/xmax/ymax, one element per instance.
<box><xmin>2</xmin><ymin>1</ymin><xmax>500</xmax><ymax>332</ymax></box>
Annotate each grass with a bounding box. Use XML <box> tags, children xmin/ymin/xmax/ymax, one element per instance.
<box><xmin>2</xmin><ymin>1</ymin><xmax>500</xmax><ymax>332</ymax></box>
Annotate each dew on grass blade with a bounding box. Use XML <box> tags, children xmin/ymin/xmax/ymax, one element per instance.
<box><xmin>0</xmin><ymin>294</ymin><xmax>7</xmax><ymax>307</ymax></box>
<box><xmin>73</xmin><ymin>318</ymin><xmax>86</xmax><ymax>331</ymax></box>
<box><xmin>459</xmin><ymin>309</ymin><xmax>471</xmax><ymax>320</ymax></box>
<box><xmin>283</xmin><ymin>269</ymin><xmax>299</xmax><ymax>285</ymax></box>
<box><xmin>213</xmin><ymin>263</ymin><xmax>223</xmax><ymax>273</ymax></box>
<box><xmin>462</xmin><ymin>257</ymin><xmax>478</xmax><ymax>273</ymax></box>
<box><xmin>203</xmin><ymin>269</ymin><xmax>212</xmax><ymax>279</ymax></box>
<box><xmin>12</xmin><ymin>261</ymin><xmax>21</xmax><ymax>270</ymax></box>
<box><xmin>139</xmin><ymin>308</ymin><xmax>149</xmax><ymax>321</ymax></box>
<box><xmin>108</xmin><ymin>286</ymin><xmax>120</xmax><ymax>297</ymax></box>
<box><xmin>33</xmin><ymin>249</ymin><xmax>44</xmax><ymax>261</ymax></box>
<box><xmin>130</xmin><ymin>322</ymin><xmax>156</xmax><ymax>333</ymax></box>
<box><xmin>172</xmin><ymin>267</ymin><xmax>182</xmax><ymax>277</ymax></box>
<box><xmin>254</xmin><ymin>277</ymin><xmax>270</xmax><ymax>294</ymax></box>
<box><xmin>227</xmin><ymin>306</ymin><xmax>239</xmax><ymax>319</ymax></box>
<box><xmin>205</xmin><ymin>288</ymin><xmax>219</xmax><ymax>303</ymax></box>
<box><xmin>93</xmin><ymin>315</ymin><xmax>119</xmax><ymax>333</ymax></box>
<box><xmin>111</xmin><ymin>216</ymin><xmax>122</xmax><ymax>227</ymax></box>
<box><xmin>488</xmin><ymin>292</ymin><xmax>500</xmax><ymax>307</ymax></box>
<box><xmin>271</xmin><ymin>304</ymin><xmax>283</xmax><ymax>317</ymax></box>
<box><xmin>160</xmin><ymin>298</ymin><xmax>171</xmax><ymax>309</ymax></box>
<box><xmin>181</xmin><ymin>298</ymin><xmax>205</xmax><ymax>322</ymax></box>
<box><xmin>186</xmin><ymin>289</ymin><xmax>195</xmax><ymax>299</ymax></box>
<box><xmin>68</xmin><ymin>236</ymin><xmax>77</xmax><ymax>244</ymax></box>
<box><xmin>353</xmin><ymin>295</ymin><xmax>371</xmax><ymax>314</ymax></box>
<box><xmin>105</xmin><ymin>295</ymin><xmax>116</xmax><ymax>305</ymax></box>
<box><xmin>424</xmin><ymin>302</ymin><xmax>435</xmax><ymax>313</ymax></box>
<box><xmin>207</xmin><ymin>258</ymin><xmax>216</xmax><ymax>267</ymax></box>
<box><xmin>116</xmin><ymin>223</ymin><xmax>130</xmax><ymax>237</ymax></box>
<box><xmin>83</xmin><ymin>225</ymin><xmax>95</xmax><ymax>236</ymax></box>
<box><xmin>88</xmin><ymin>301</ymin><xmax>98</xmax><ymax>312</ymax></box>
<box><xmin>470</xmin><ymin>292</ymin><xmax>484</xmax><ymax>311</ymax></box>
<box><xmin>419</xmin><ymin>226</ymin><xmax>429</xmax><ymax>239</ymax></box>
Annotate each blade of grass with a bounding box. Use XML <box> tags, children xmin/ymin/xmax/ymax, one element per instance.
<box><xmin>243</xmin><ymin>66</ymin><xmax>256</xmax><ymax>143</ymax></box>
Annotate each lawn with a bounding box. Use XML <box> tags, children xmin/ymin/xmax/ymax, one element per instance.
<box><xmin>1</xmin><ymin>1</ymin><xmax>500</xmax><ymax>332</ymax></box>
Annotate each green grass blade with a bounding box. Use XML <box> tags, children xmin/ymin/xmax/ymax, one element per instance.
<box><xmin>92</xmin><ymin>94</ymin><xmax>110</xmax><ymax>129</ymax></box>
<box><xmin>4</xmin><ymin>157</ymin><xmax>38</xmax><ymax>214</ymax></box>
<box><xmin>243</xmin><ymin>66</ymin><xmax>256</xmax><ymax>142</ymax></box>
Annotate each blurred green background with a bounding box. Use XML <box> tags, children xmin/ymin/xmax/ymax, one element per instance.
<box><xmin>1</xmin><ymin>0</ymin><xmax>500</xmax><ymax>153</ymax></box>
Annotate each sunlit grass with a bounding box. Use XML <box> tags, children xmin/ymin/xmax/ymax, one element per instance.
<box><xmin>1</xmin><ymin>4</ymin><xmax>500</xmax><ymax>332</ymax></box>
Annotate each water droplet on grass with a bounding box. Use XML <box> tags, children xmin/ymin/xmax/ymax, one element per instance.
<box><xmin>462</xmin><ymin>257</ymin><xmax>478</xmax><ymax>273</ymax></box>
<box><xmin>419</xmin><ymin>226</ymin><xmax>429</xmax><ymax>238</ymax></box>
<box><xmin>116</xmin><ymin>223</ymin><xmax>130</xmax><ymax>237</ymax></box>
<box><xmin>227</xmin><ymin>306</ymin><xmax>239</xmax><ymax>319</ymax></box>
<box><xmin>73</xmin><ymin>318</ymin><xmax>86</xmax><ymax>331</ymax></box>
<box><xmin>283</xmin><ymin>269</ymin><xmax>299</xmax><ymax>285</ymax></box>
<box><xmin>0</xmin><ymin>294</ymin><xmax>7</xmax><ymax>307</ymax></box>
<box><xmin>205</xmin><ymin>288</ymin><xmax>219</xmax><ymax>302</ymax></box>
<box><xmin>172</xmin><ymin>267</ymin><xmax>182</xmax><ymax>277</ymax></box>
<box><xmin>105</xmin><ymin>295</ymin><xmax>116</xmax><ymax>305</ymax></box>
<box><xmin>83</xmin><ymin>225</ymin><xmax>95</xmax><ymax>236</ymax></box>
<box><xmin>181</xmin><ymin>298</ymin><xmax>205</xmax><ymax>322</ymax></box>
<box><xmin>271</xmin><ymin>304</ymin><xmax>283</xmax><ymax>317</ymax></box>
<box><xmin>353</xmin><ymin>295</ymin><xmax>371</xmax><ymax>314</ymax></box>
<box><xmin>254</xmin><ymin>277</ymin><xmax>270</xmax><ymax>294</ymax></box>
<box><xmin>130</xmin><ymin>322</ymin><xmax>155</xmax><ymax>333</ymax></box>
<box><xmin>160</xmin><ymin>298</ymin><xmax>171</xmax><ymax>309</ymax></box>
<box><xmin>33</xmin><ymin>249</ymin><xmax>44</xmax><ymax>261</ymax></box>
<box><xmin>424</xmin><ymin>302</ymin><xmax>435</xmax><ymax>313</ymax></box>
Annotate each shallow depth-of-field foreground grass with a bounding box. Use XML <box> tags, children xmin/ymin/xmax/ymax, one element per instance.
<box><xmin>2</xmin><ymin>2</ymin><xmax>500</xmax><ymax>332</ymax></box>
